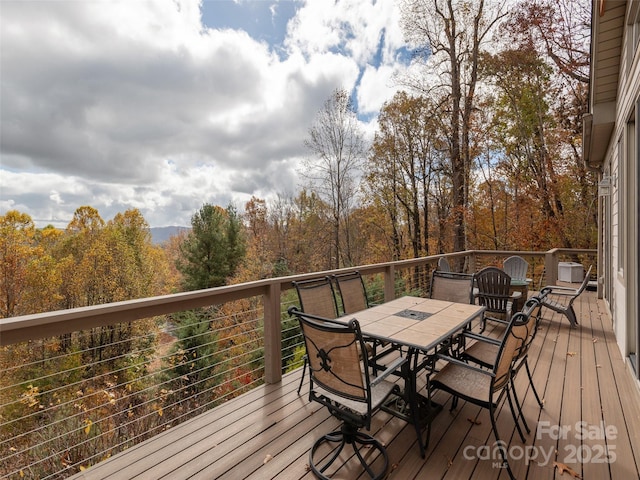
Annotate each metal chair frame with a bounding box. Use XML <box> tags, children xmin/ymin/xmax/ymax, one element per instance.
<box><xmin>429</xmin><ymin>310</ymin><xmax>532</xmax><ymax>480</ymax></box>
<box><xmin>461</xmin><ymin>296</ymin><xmax>545</xmax><ymax>432</ymax></box>
<box><xmin>429</xmin><ymin>270</ymin><xmax>475</xmax><ymax>304</ymax></box>
<box><xmin>292</xmin><ymin>277</ymin><xmax>340</xmax><ymax>394</ymax></box>
<box><xmin>437</xmin><ymin>257</ymin><xmax>452</xmax><ymax>272</ymax></box>
<box><xmin>289</xmin><ymin>307</ymin><xmax>405</xmax><ymax>480</ymax></box>
<box><xmin>332</xmin><ymin>271</ymin><xmax>370</xmax><ymax>314</ymax></box>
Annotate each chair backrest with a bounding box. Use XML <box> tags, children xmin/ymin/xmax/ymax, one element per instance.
<box><xmin>516</xmin><ymin>296</ymin><xmax>543</xmax><ymax>360</ymax></box>
<box><xmin>333</xmin><ymin>271</ymin><xmax>369</xmax><ymax>314</ymax></box>
<box><xmin>572</xmin><ymin>265</ymin><xmax>593</xmax><ymax>299</ymax></box>
<box><xmin>492</xmin><ymin>310</ymin><xmax>531</xmax><ymax>393</ymax></box>
<box><xmin>429</xmin><ymin>271</ymin><xmax>475</xmax><ymax>304</ymax></box>
<box><xmin>503</xmin><ymin>256</ymin><xmax>529</xmax><ymax>282</ymax></box>
<box><xmin>292</xmin><ymin>277</ymin><xmax>339</xmax><ymax>319</ymax></box>
<box><xmin>291</xmin><ymin>308</ymin><xmax>372</xmax><ymax>423</ymax></box>
<box><xmin>475</xmin><ymin>267</ymin><xmax>512</xmax><ymax>314</ymax></box>
<box><xmin>541</xmin><ymin>264</ymin><xmax>594</xmax><ymax>305</ymax></box>
<box><xmin>437</xmin><ymin>257</ymin><xmax>451</xmax><ymax>272</ymax></box>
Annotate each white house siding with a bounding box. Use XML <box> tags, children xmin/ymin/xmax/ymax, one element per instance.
<box><xmin>594</xmin><ymin>0</ymin><xmax>640</xmax><ymax>378</ymax></box>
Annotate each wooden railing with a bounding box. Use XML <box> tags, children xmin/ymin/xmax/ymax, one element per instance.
<box><xmin>0</xmin><ymin>249</ymin><xmax>596</xmax><ymax>479</ymax></box>
<box><xmin>0</xmin><ymin>248</ymin><xmax>598</xmax><ymax>379</ymax></box>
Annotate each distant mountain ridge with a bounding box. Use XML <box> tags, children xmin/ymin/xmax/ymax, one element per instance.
<box><xmin>150</xmin><ymin>226</ymin><xmax>190</xmax><ymax>244</ymax></box>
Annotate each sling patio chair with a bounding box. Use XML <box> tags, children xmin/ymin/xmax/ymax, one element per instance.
<box><xmin>429</xmin><ymin>270</ymin><xmax>475</xmax><ymax>304</ymax></box>
<box><xmin>332</xmin><ymin>271</ymin><xmax>371</xmax><ymax>315</ymax></box>
<box><xmin>332</xmin><ymin>271</ymin><xmax>390</xmax><ymax>373</ymax></box>
<box><xmin>292</xmin><ymin>276</ymin><xmax>340</xmax><ymax>320</ymax></box>
<box><xmin>429</xmin><ymin>309</ymin><xmax>533</xmax><ymax>480</ymax></box>
<box><xmin>289</xmin><ymin>307</ymin><xmax>406</xmax><ymax>480</ymax></box>
<box><xmin>540</xmin><ymin>265</ymin><xmax>593</xmax><ymax>328</ymax></box>
<box><xmin>292</xmin><ymin>276</ymin><xmax>340</xmax><ymax>394</ymax></box>
<box><xmin>460</xmin><ymin>296</ymin><xmax>545</xmax><ymax>434</ymax></box>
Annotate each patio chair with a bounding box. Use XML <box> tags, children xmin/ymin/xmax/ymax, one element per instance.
<box><xmin>332</xmin><ymin>271</ymin><xmax>370</xmax><ymax>314</ymax></box>
<box><xmin>503</xmin><ymin>255</ymin><xmax>530</xmax><ymax>283</ymax></box>
<box><xmin>429</xmin><ymin>270</ymin><xmax>475</xmax><ymax>304</ymax></box>
<box><xmin>437</xmin><ymin>257</ymin><xmax>452</xmax><ymax>272</ymax></box>
<box><xmin>333</xmin><ymin>271</ymin><xmax>390</xmax><ymax>373</ymax></box>
<box><xmin>289</xmin><ymin>307</ymin><xmax>406</xmax><ymax>480</ymax></box>
<box><xmin>429</xmin><ymin>310</ymin><xmax>532</xmax><ymax>480</ymax></box>
<box><xmin>292</xmin><ymin>276</ymin><xmax>340</xmax><ymax>319</ymax></box>
<box><xmin>474</xmin><ymin>266</ymin><xmax>516</xmax><ymax>331</ymax></box>
<box><xmin>539</xmin><ymin>265</ymin><xmax>593</xmax><ymax>328</ymax></box>
<box><xmin>460</xmin><ymin>296</ymin><xmax>545</xmax><ymax>433</ymax></box>
<box><xmin>292</xmin><ymin>277</ymin><xmax>340</xmax><ymax>394</ymax></box>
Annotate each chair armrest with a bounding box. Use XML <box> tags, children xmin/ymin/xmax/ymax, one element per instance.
<box><xmin>541</xmin><ymin>286</ymin><xmax>577</xmax><ymax>297</ymax></box>
<box><xmin>435</xmin><ymin>354</ymin><xmax>493</xmax><ymax>376</ymax></box>
<box><xmin>462</xmin><ymin>331</ymin><xmax>501</xmax><ymax>346</ymax></box>
<box><xmin>541</xmin><ymin>285</ymin><xmax>577</xmax><ymax>293</ymax></box>
<box><xmin>371</xmin><ymin>356</ymin><xmax>406</xmax><ymax>386</ymax></box>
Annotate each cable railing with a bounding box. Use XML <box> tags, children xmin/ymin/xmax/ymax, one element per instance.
<box><xmin>0</xmin><ymin>249</ymin><xmax>596</xmax><ymax>479</ymax></box>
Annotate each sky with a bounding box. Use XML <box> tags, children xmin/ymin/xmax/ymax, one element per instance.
<box><xmin>0</xmin><ymin>0</ymin><xmax>412</xmax><ymax>228</ymax></box>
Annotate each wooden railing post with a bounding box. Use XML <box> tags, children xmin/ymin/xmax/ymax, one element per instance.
<box><xmin>263</xmin><ymin>282</ymin><xmax>282</xmax><ymax>384</ymax></box>
<box><xmin>545</xmin><ymin>249</ymin><xmax>559</xmax><ymax>286</ymax></box>
<box><xmin>384</xmin><ymin>264</ymin><xmax>395</xmax><ymax>302</ymax></box>
<box><xmin>467</xmin><ymin>251</ymin><xmax>477</xmax><ymax>273</ymax></box>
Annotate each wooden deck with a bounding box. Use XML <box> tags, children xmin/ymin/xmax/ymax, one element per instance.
<box><xmin>72</xmin><ymin>290</ymin><xmax>640</xmax><ymax>480</ymax></box>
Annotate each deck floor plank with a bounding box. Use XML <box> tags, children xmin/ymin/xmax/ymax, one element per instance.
<box><xmin>592</xmin><ymin>299</ymin><xmax>639</xmax><ymax>480</ymax></box>
<box><xmin>526</xmin><ymin>307</ymin><xmax>570</xmax><ymax>480</ymax></box>
<box><xmin>71</xmin><ymin>290</ymin><xmax>640</xmax><ymax>480</ymax></box>
<box><xmin>581</xmin><ymin>291</ymin><xmax>616</xmax><ymax>480</ymax></box>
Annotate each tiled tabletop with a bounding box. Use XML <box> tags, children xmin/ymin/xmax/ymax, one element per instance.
<box><xmin>341</xmin><ymin>296</ymin><xmax>485</xmax><ymax>353</ymax></box>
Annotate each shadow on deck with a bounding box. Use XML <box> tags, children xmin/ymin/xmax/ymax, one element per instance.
<box><xmin>73</xmin><ymin>290</ymin><xmax>640</xmax><ymax>480</ymax></box>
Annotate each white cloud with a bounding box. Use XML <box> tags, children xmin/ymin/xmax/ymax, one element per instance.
<box><xmin>1</xmin><ymin>0</ymin><xmax>409</xmax><ymax>228</ymax></box>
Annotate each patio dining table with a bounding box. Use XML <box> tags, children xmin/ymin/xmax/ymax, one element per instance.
<box><xmin>336</xmin><ymin>296</ymin><xmax>485</xmax><ymax>456</ymax></box>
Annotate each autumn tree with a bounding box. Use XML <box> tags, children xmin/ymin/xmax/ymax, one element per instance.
<box><xmin>509</xmin><ymin>0</ymin><xmax>590</xmax><ymax>84</ymax></box>
<box><xmin>0</xmin><ymin>211</ymin><xmax>39</xmax><ymax>317</ymax></box>
<box><xmin>108</xmin><ymin>209</ymin><xmax>168</xmax><ymax>298</ymax></box>
<box><xmin>504</xmin><ymin>0</ymin><xmax>596</xmax><ymax>248</ymax></box>
<box><xmin>399</xmin><ymin>0</ymin><xmax>507</xmax><ymax>253</ymax></box>
<box><xmin>287</xmin><ymin>189</ymin><xmax>333</xmax><ymax>273</ymax></box>
<box><xmin>303</xmin><ymin>88</ymin><xmax>366</xmax><ymax>269</ymax></box>
<box><xmin>238</xmin><ymin>197</ymin><xmax>277</xmax><ymax>281</ymax></box>
<box><xmin>177</xmin><ymin>204</ymin><xmax>246</xmax><ymax>290</ymax></box>
<box><xmin>367</xmin><ymin>91</ymin><xmax>449</xmax><ymax>262</ymax></box>
<box><xmin>169</xmin><ymin>309</ymin><xmax>222</xmax><ymax>396</ymax></box>
<box><xmin>479</xmin><ymin>47</ymin><xmax>573</xmax><ymax>245</ymax></box>
<box><xmin>267</xmin><ymin>193</ymin><xmax>297</xmax><ymax>276</ymax></box>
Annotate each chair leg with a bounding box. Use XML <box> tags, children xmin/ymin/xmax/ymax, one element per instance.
<box><xmin>565</xmin><ymin>307</ymin><xmax>578</xmax><ymax>328</ymax></box>
<box><xmin>506</xmin><ymin>387</ymin><xmax>527</xmax><ymax>443</ymax></box>
<box><xmin>489</xmin><ymin>405</ymin><xmax>516</xmax><ymax>480</ymax></box>
<box><xmin>309</xmin><ymin>425</ymin><xmax>389</xmax><ymax>480</ymax></box>
<box><xmin>297</xmin><ymin>355</ymin><xmax>308</xmax><ymax>395</ymax></box>
<box><xmin>525</xmin><ymin>360</ymin><xmax>544</xmax><ymax>408</ymax></box>
<box><xmin>510</xmin><ymin>377</ymin><xmax>531</xmax><ymax>434</ymax></box>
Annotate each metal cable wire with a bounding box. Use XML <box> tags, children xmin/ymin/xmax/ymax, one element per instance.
<box><xmin>0</xmin><ymin>307</ymin><xmax>271</xmax><ymax>480</ymax></box>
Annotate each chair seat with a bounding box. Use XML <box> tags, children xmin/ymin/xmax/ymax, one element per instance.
<box><xmin>431</xmin><ymin>363</ymin><xmax>493</xmax><ymax>408</ymax></box>
<box><xmin>541</xmin><ymin>296</ymin><xmax>565</xmax><ymax>310</ymax></box>
<box><xmin>314</xmin><ymin>378</ymin><xmax>397</xmax><ymax>416</ymax></box>
<box><xmin>464</xmin><ymin>341</ymin><xmax>499</xmax><ymax>368</ymax></box>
